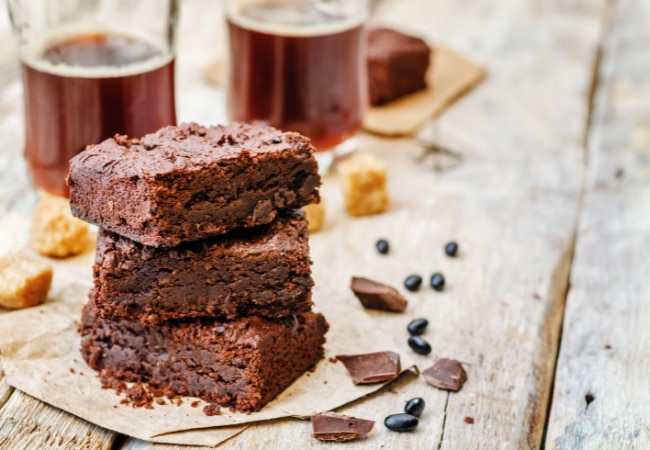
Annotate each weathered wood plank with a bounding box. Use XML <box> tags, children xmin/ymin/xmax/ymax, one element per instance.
<box><xmin>123</xmin><ymin>0</ymin><xmax>604</xmax><ymax>448</ymax></box>
<box><xmin>0</xmin><ymin>388</ymin><xmax>117</xmax><ymax>450</ymax></box>
<box><xmin>546</xmin><ymin>0</ymin><xmax>650</xmax><ymax>448</ymax></box>
<box><xmin>0</xmin><ymin>357</ymin><xmax>14</xmax><ymax>410</ymax></box>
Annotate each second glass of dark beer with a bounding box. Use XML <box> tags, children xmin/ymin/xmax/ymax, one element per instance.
<box><xmin>7</xmin><ymin>0</ymin><xmax>179</xmax><ymax>197</ymax></box>
<box><xmin>226</xmin><ymin>0</ymin><xmax>368</xmax><ymax>171</ymax></box>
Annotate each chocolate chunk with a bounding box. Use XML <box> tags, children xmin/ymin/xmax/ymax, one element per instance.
<box><xmin>422</xmin><ymin>358</ymin><xmax>467</xmax><ymax>392</ymax></box>
<box><xmin>336</xmin><ymin>351</ymin><xmax>401</xmax><ymax>384</ymax></box>
<box><xmin>311</xmin><ymin>412</ymin><xmax>375</xmax><ymax>442</ymax></box>
<box><xmin>350</xmin><ymin>277</ymin><xmax>408</xmax><ymax>312</ymax></box>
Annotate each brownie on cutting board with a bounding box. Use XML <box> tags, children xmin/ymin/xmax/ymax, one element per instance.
<box><xmin>367</xmin><ymin>27</ymin><xmax>431</xmax><ymax>105</ymax></box>
<box><xmin>67</xmin><ymin>122</ymin><xmax>320</xmax><ymax>248</ymax></box>
<box><xmin>79</xmin><ymin>302</ymin><xmax>329</xmax><ymax>412</ymax></box>
<box><xmin>92</xmin><ymin>211</ymin><xmax>313</xmax><ymax>323</ymax></box>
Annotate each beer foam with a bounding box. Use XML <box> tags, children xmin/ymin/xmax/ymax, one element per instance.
<box><xmin>21</xmin><ymin>24</ymin><xmax>173</xmax><ymax>78</ymax></box>
<box><xmin>226</xmin><ymin>2</ymin><xmax>366</xmax><ymax>37</ymax></box>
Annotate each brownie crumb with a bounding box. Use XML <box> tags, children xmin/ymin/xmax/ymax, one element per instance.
<box><xmin>191</xmin><ymin>400</ymin><xmax>200</xmax><ymax>408</ymax></box>
<box><xmin>604</xmin><ymin>344</ymin><xmax>612</xmax><ymax>350</ymax></box>
<box><xmin>203</xmin><ymin>403</ymin><xmax>221</xmax><ymax>416</ymax></box>
<box><xmin>464</xmin><ymin>416</ymin><xmax>475</xmax><ymax>424</ymax></box>
<box><xmin>124</xmin><ymin>382</ymin><xmax>154</xmax><ymax>409</ymax></box>
<box><xmin>69</xmin><ymin>368</ymin><xmax>75</xmax><ymax>374</ymax></box>
<box><xmin>329</xmin><ymin>357</ymin><xmax>337</xmax><ymax>363</ymax></box>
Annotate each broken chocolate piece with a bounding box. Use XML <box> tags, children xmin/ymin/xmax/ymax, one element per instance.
<box><xmin>311</xmin><ymin>412</ymin><xmax>375</xmax><ymax>442</ymax></box>
<box><xmin>422</xmin><ymin>358</ymin><xmax>467</xmax><ymax>392</ymax></box>
<box><xmin>350</xmin><ymin>277</ymin><xmax>408</xmax><ymax>312</ymax></box>
<box><xmin>336</xmin><ymin>351</ymin><xmax>401</xmax><ymax>384</ymax></box>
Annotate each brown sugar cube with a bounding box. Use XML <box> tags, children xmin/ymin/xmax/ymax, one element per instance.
<box><xmin>303</xmin><ymin>202</ymin><xmax>325</xmax><ymax>232</ymax></box>
<box><xmin>338</xmin><ymin>152</ymin><xmax>389</xmax><ymax>216</ymax></box>
<box><xmin>30</xmin><ymin>193</ymin><xmax>88</xmax><ymax>257</ymax></box>
<box><xmin>0</xmin><ymin>254</ymin><xmax>53</xmax><ymax>309</ymax></box>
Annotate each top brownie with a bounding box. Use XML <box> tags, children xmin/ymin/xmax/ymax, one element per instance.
<box><xmin>67</xmin><ymin>122</ymin><xmax>320</xmax><ymax>247</ymax></box>
<box><xmin>367</xmin><ymin>27</ymin><xmax>431</xmax><ymax>106</ymax></box>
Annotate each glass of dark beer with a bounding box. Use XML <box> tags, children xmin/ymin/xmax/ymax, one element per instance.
<box><xmin>226</xmin><ymin>0</ymin><xmax>368</xmax><ymax>171</ymax></box>
<box><xmin>6</xmin><ymin>0</ymin><xmax>179</xmax><ymax>197</ymax></box>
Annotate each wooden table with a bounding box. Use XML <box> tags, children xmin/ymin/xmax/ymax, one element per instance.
<box><xmin>1</xmin><ymin>0</ymin><xmax>648</xmax><ymax>448</ymax></box>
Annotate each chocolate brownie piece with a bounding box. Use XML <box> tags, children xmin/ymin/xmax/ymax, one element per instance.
<box><xmin>67</xmin><ymin>122</ymin><xmax>320</xmax><ymax>247</ymax></box>
<box><xmin>367</xmin><ymin>27</ymin><xmax>431</xmax><ymax>105</ymax></box>
<box><xmin>92</xmin><ymin>212</ymin><xmax>313</xmax><ymax>323</ymax></box>
<box><xmin>79</xmin><ymin>302</ymin><xmax>329</xmax><ymax>412</ymax></box>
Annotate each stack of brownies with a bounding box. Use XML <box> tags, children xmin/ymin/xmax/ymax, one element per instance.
<box><xmin>67</xmin><ymin>122</ymin><xmax>328</xmax><ymax>413</ymax></box>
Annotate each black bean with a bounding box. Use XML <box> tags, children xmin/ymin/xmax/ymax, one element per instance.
<box><xmin>384</xmin><ymin>413</ymin><xmax>419</xmax><ymax>432</ymax></box>
<box><xmin>376</xmin><ymin>239</ymin><xmax>390</xmax><ymax>254</ymax></box>
<box><xmin>404</xmin><ymin>275</ymin><xmax>422</xmax><ymax>292</ymax></box>
<box><xmin>404</xmin><ymin>397</ymin><xmax>425</xmax><ymax>417</ymax></box>
<box><xmin>407</xmin><ymin>336</ymin><xmax>432</xmax><ymax>355</ymax></box>
<box><xmin>430</xmin><ymin>272</ymin><xmax>445</xmax><ymax>291</ymax></box>
<box><xmin>407</xmin><ymin>318</ymin><xmax>428</xmax><ymax>336</ymax></box>
<box><xmin>445</xmin><ymin>241</ymin><xmax>459</xmax><ymax>257</ymax></box>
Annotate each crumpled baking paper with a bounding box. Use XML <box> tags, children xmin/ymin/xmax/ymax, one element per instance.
<box><xmin>0</xmin><ymin>216</ymin><xmax>415</xmax><ymax>446</ymax></box>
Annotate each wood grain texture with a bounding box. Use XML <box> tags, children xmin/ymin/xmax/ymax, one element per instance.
<box><xmin>0</xmin><ymin>357</ymin><xmax>14</xmax><ymax>410</ymax></box>
<box><xmin>545</xmin><ymin>0</ymin><xmax>650</xmax><ymax>448</ymax></box>
<box><xmin>0</xmin><ymin>389</ymin><xmax>117</xmax><ymax>450</ymax></box>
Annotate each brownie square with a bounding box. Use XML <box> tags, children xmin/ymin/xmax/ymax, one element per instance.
<box><xmin>92</xmin><ymin>211</ymin><xmax>313</xmax><ymax>323</ymax></box>
<box><xmin>367</xmin><ymin>27</ymin><xmax>431</xmax><ymax>105</ymax></box>
<box><xmin>79</xmin><ymin>302</ymin><xmax>329</xmax><ymax>412</ymax></box>
<box><xmin>67</xmin><ymin>122</ymin><xmax>320</xmax><ymax>247</ymax></box>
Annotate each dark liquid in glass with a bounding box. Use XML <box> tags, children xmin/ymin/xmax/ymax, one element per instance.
<box><xmin>22</xmin><ymin>33</ymin><xmax>176</xmax><ymax>196</ymax></box>
<box><xmin>227</xmin><ymin>4</ymin><xmax>365</xmax><ymax>151</ymax></box>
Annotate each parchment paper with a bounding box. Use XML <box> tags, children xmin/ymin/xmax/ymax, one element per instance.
<box><xmin>204</xmin><ymin>47</ymin><xmax>485</xmax><ymax>137</ymax></box>
<box><xmin>0</xmin><ymin>215</ymin><xmax>416</xmax><ymax>447</ymax></box>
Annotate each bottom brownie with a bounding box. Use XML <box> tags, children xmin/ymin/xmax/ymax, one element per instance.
<box><xmin>79</xmin><ymin>303</ymin><xmax>328</xmax><ymax>412</ymax></box>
